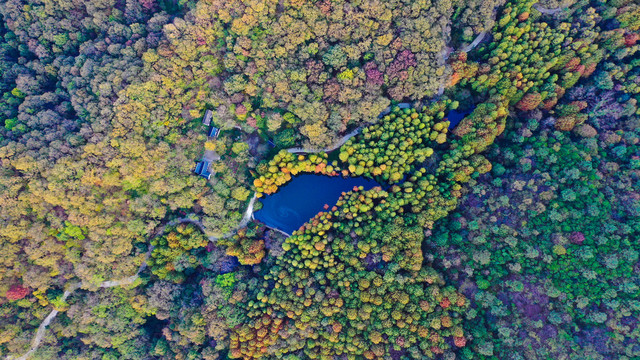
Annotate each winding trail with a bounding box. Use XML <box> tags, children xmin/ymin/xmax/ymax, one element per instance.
<box><xmin>10</xmin><ymin>20</ymin><xmax>491</xmax><ymax>358</ymax></box>
<box><xmin>8</xmin><ymin>194</ymin><xmax>259</xmax><ymax>360</ymax></box>
<box><xmin>9</xmin><ymin>14</ymin><xmax>497</xmax><ymax>357</ymax></box>
<box><xmin>533</xmin><ymin>3</ymin><xmax>567</xmax><ymax>15</ymax></box>
<box><xmin>11</xmin><ymin>284</ymin><xmax>80</xmax><ymax>360</ymax></box>
<box><xmin>462</xmin><ymin>31</ymin><xmax>487</xmax><ymax>53</ymax></box>
<box><xmin>287</xmin><ymin>127</ymin><xmax>363</xmax><ymax>154</ymax></box>
<box><xmin>9</xmin><ymin>232</ymin><xmax>165</xmax><ymax>360</ymax></box>
<box><xmin>10</xmin><ymin>265</ymin><xmax>151</xmax><ymax>360</ymax></box>
<box><xmin>286</xmin><ymin>104</ymin><xmax>413</xmax><ymax>155</ymax></box>
<box><xmin>245</xmin><ymin>194</ymin><xmax>258</xmax><ymax>222</ymax></box>
<box><xmin>8</xmin><ymin>4</ymin><xmax>546</xmax><ymax>352</ymax></box>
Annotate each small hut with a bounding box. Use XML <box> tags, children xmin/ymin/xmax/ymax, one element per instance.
<box><xmin>194</xmin><ymin>162</ymin><xmax>204</xmax><ymax>174</ymax></box>
<box><xmin>202</xmin><ymin>109</ymin><xmax>213</xmax><ymax>126</ymax></box>
<box><xmin>194</xmin><ymin>161</ymin><xmax>212</xmax><ymax>179</ymax></box>
<box><xmin>208</xmin><ymin>126</ymin><xmax>220</xmax><ymax>138</ymax></box>
<box><xmin>200</xmin><ymin>169</ymin><xmax>211</xmax><ymax>179</ymax></box>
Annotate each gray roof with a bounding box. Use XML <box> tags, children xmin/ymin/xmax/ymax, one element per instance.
<box><xmin>203</xmin><ymin>109</ymin><xmax>213</xmax><ymax>126</ymax></box>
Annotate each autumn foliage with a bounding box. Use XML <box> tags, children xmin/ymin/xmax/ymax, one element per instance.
<box><xmin>6</xmin><ymin>284</ymin><xmax>29</xmax><ymax>301</ymax></box>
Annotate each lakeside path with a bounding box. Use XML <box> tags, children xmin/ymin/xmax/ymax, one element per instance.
<box><xmin>10</xmin><ymin>28</ymin><xmax>496</xmax><ymax>353</ymax></box>
<box><xmin>287</xmin><ymin>127</ymin><xmax>363</xmax><ymax>154</ymax></box>
<box><xmin>462</xmin><ymin>31</ymin><xmax>487</xmax><ymax>53</ymax></box>
<box><xmin>12</xmin><ymin>47</ymin><xmax>482</xmax><ymax>356</ymax></box>
<box><xmin>12</xmin><ymin>27</ymin><xmax>460</xmax><ymax>358</ymax></box>
<box><xmin>533</xmin><ymin>3</ymin><xmax>567</xmax><ymax>15</ymax></box>
<box><xmin>286</xmin><ymin>103</ymin><xmax>413</xmax><ymax>155</ymax></box>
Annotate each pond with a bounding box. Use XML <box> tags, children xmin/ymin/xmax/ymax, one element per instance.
<box><xmin>255</xmin><ymin>105</ymin><xmax>475</xmax><ymax>236</ymax></box>
<box><xmin>253</xmin><ymin>174</ymin><xmax>382</xmax><ymax>235</ymax></box>
<box><xmin>447</xmin><ymin>107</ymin><xmax>475</xmax><ymax>129</ymax></box>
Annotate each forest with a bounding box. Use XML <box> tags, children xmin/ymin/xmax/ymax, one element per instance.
<box><xmin>0</xmin><ymin>0</ymin><xmax>639</xmax><ymax>359</ymax></box>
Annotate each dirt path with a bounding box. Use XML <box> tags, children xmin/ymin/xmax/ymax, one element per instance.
<box><xmin>9</xmin><ymin>24</ymin><xmax>469</xmax><ymax>357</ymax></box>
<box><xmin>7</xmin><ymin>245</ymin><xmax>159</xmax><ymax>360</ymax></box>
<box><xmin>8</xmin><ymin>19</ymin><xmax>499</xmax><ymax>356</ymax></box>
<box><xmin>8</xmin><ymin>195</ymin><xmax>259</xmax><ymax>360</ymax></box>
<box><xmin>286</xmin><ymin>104</ymin><xmax>413</xmax><ymax>154</ymax></box>
<box><xmin>9</xmin><ymin>262</ymin><xmax>155</xmax><ymax>360</ymax></box>
<box><xmin>287</xmin><ymin>127</ymin><xmax>363</xmax><ymax>154</ymax></box>
<box><xmin>462</xmin><ymin>31</ymin><xmax>487</xmax><ymax>53</ymax></box>
<box><xmin>10</xmin><ymin>283</ymin><xmax>80</xmax><ymax>360</ymax></box>
<box><xmin>240</xmin><ymin>194</ymin><xmax>258</xmax><ymax>228</ymax></box>
<box><xmin>533</xmin><ymin>3</ymin><xmax>566</xmax><ymax>14</ymax></box>
<box><xmin>206</xmin><ymin>192</ymin><xmax>258</xmax><ymax>240</ymax></box>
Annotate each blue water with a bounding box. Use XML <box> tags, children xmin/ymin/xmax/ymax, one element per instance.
<box><xmin>447</xmin><ymin>107</ymin><xmax>475</xmax><ymax>129</ymax></box>
<box><xmin>254</xmin><ymin>174</ymin><xmax>381</xmax><ymax>235</ymax></box>
<box><xmin>255</xmin><ymin>105</ymin><xmax>473</xmax><ymax>235</ymax></box>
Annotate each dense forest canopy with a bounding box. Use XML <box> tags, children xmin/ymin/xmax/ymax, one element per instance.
<box><xmin>0</xmin><ymin>0</ymin><xmax>639</xmax><ymax>359</ymax></box>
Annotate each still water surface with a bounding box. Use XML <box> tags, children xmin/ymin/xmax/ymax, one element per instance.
<box><xmin>255</xmin><ymin>106</ymin><xmax>474</xmax><ymax>235</ymax></box>
<box><xmin>254</xmin><ymin>174</ymin><xmax>381</xmax><ymax>235</ymax></box>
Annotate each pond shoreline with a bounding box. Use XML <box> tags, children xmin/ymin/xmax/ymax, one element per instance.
<box><xmin>253</xmin><ymin>174</ymin><xmax>383</xmax><ymax>235</ymax></box>
<box><xmin>285</xmin><ymin>103</ymin><xmax>413</xmax><ymax>155</ymax></box>
<box><xmin>255</xmin><ymin>102</ymin><xmax>475</xmax><ymax>237</ymax></box>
